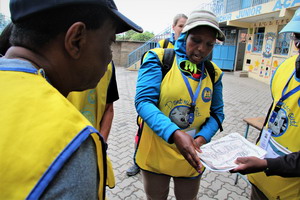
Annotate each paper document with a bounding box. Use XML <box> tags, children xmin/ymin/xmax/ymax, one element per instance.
<box><xmin>197</xmin><ymin>132</ymin><xmax>267</xmax><ymax>172</ymax></box>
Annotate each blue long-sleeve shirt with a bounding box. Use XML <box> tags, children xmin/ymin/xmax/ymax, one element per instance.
<box><xmin>135</xmin><ymin>33</ymin><xmax>224</xmax><ymax>143</ymax></box>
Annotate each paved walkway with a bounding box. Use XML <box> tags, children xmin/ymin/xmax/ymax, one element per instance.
<box><xmin>106</xmin><ymin>67</ymin><xmax>272</xmax><ymax>200</ymax></box>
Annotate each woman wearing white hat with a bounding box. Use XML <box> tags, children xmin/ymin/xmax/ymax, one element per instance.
<box><xmin>134</xmin><ymin>9</ymin><xmax>225</xmax><ymax>199</ymax></box>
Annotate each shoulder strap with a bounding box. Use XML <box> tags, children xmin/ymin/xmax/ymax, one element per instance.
<box><xmin>163</xmin><ymin>38</ymin><xmax>170</xmax><ymax>48</ymax></box>
<box><xmin>161</xmin><ymin>48</ymin><xmax>175</xmax><ymax>78</ymax></box>
<box><xmin>210</xmin><ymin>112</ymin><xmax>223</xmax><ymax>132</ymax></box>
<box><xmin>140</xmin><ymin>51</ymin><xmax>147</xmax><ymax>66</ymax></box>
<box><xmin>204</xmin><ymin>60</ymin><xmax>215</xmax><ymax>84</ymax></box>
<box><xmin>137</xmin><ymin>49</ymin><xmax>175</xmax><ymax>127</ymax></box>
<box><xmin>204</xmin><ymin>60</ymin><xmax>223</xmax><ymax>132</ymax></box>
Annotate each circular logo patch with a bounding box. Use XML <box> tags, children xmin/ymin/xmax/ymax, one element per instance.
<box><xmin>169</xmin><ymin>105</ymin><xmax>190</xmax><ymax>129</ymax></box>
<box><xmin>202</xmin><ymin>87</ymin><xmax>212</xmax><ymax>102</ymax></box>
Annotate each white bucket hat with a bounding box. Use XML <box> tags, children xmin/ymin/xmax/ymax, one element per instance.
<box><xmin>182</xmin><ymin>9</ymin><xmax>225</xmax><ymax>41</ymax></box>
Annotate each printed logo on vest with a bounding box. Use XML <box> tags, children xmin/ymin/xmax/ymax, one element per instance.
<box><xmin>88</xmin><ymin>89</ymin><xmax>96</xmax><ymax>104</ymax></box>
<box><xmin>202</xmin><ymin>87</ymin><xmax>212</xmax><ymax>103</ymax></box>
<box><xmin>268</xmin><ymin>108</ymin><xmax>287</xmax><ymax>137</ymax></box>
<box><xmin>81</xmin><ymin>110</ymin><xmax>95</xmax><ymax>125</ymax></box>
<box><xmin>169</xmin><ymin>105</ymin><xmax>190</xmax><ymax>129</ymax></box>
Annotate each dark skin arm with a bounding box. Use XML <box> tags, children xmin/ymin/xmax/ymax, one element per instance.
<box><xmin>173</xmin><ymin>130</ymin><xmax>204</xmax><ymax>173</ymax></box>
<box><xmin>230</xmin><ymin>156</ymin><xmax>267</xmax><ymax>174</ymax></box>
<box><xmin>99</xmin><ymin>103</ymin><xmax>114</xmax><ymax>142</ymax></box>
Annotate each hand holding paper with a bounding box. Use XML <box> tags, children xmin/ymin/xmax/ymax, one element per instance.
<box><xmin>229</xmin><ymin>156</ymin><xmax>268</xmax><ymax>174</ymax></box>
<box><xmin>197</xmin><ymin>132</ymin><xmax>267</xmax><ymax>172</ymax></box>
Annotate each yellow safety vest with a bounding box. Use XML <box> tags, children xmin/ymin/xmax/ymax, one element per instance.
<box><xmin>68</xmin><ymin>63</ymin><xmax>115</xmax><ymax>188</ymax></box>
<box><xmin>248</xmin><ymin>55</ymin><xmax>300</xmax><ymax>199</ymax></box>
<box><xmin>158</xmin><ymin>39</ymin><xmax>174</xmax><ymax>48</ymax></box>
<box><xmin>135</xmin><ymin>48</ymin><xmax>222</xmax><ymax>177</ymax></box>
<box><xmin>0</xmin><ymin>68</ymin><xmax>107</xmax><ymax>199</ymax></box>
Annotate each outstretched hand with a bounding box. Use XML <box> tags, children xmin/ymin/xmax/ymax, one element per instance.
<box><xmin>173</xmin><ymin>130</ymin><xmax>202</xmax><ymax>173</ymax></box>
<box><xmin>230</xmin><ymin>156</ymin><xmax>267</xmax><ymax>175</ymax></box>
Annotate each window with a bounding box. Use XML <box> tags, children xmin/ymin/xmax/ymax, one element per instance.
<box><xmin>226</xmin><ymin>0</ymin><xmax>240</xmax><ymax>12</ymax></box>
<box><xmin>241</xmin><ymin>0</ymin><xmax>251</xmax><ymax>9</ymax></box>
<box><xmin>274</xmin><ymin>25</ymin><xmax>291</xmax><ymax>55</ymax></box>
<box><xmin>252</xmin><ymin>27</ymin><xmax>265</xmax><ymax>53</ymax></box>
<box><xmin>252</xmin><ymin>0</ymin><xmax>270</xmax><ymax>6</ymax></box>
<box><xmin>223</xmin><ymin>30</ymin><xmax>237</xmax><ymax>45</ymax></box>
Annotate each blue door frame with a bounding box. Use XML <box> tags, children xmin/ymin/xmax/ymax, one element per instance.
<box><xmin>212</xmin><ymin>44</ymin><xmax>236</xmax><ymax>71</ymax></box>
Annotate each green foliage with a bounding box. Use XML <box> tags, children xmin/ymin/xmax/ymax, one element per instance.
<box><xmin>116</xmin><ymin>30</ymin><xmax>154</xmax><ymax>42</ymax></box>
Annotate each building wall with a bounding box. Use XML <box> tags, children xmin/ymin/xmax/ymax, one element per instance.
<box><xmin>243</xmin><ymin>18</ymin><xmax>299</xmax><ymax>84</ymax></box>
<box><xmin>217</xmin><ymin>0</ymin><xmax>300</xmax><ymax>84</ymax></box>
<box><xmin>112</xmin><ymin>41</ymin><xmax>144</xmax><ymax>67</ymax></box>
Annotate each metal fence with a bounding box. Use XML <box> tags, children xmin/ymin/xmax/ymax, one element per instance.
<box><xmin>127</xmin><ymin>0</ymin><xmax>277</xmax><ymax>68</ymax></box>
<box><xmin>127</xmin><ymin>26</ymin><xmax>172</xmax><ymax>67</ymax></box>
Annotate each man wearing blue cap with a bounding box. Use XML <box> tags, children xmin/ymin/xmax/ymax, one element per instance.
<box><xmin>0</xmin><ymin>0</ymin><xmax>142</xmax><ymax>199</ymax></box>
<box><xmin>231</xmin><ymin>8</ymin><xmax>300</xmax><ymax>200</ymax></box>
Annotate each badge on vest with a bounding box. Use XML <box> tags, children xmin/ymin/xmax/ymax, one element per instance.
<box><xmin>202</xmin><ymin>87</ymin><xmax>212</xmax><ymax>102</ymax></box>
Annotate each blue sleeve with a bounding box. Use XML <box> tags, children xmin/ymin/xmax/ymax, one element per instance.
<box><xmin>135</xmin><ymin>51</ymin><xmax>179</xmax><ymax>143</ymax></box>
<box><xmin>195</xmin><ymin>73</ymin><xmax>225</xmax><ymax>142</ymax></box>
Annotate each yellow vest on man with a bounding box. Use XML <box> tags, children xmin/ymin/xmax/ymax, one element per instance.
<box><xmin>135</xmin><ymin>48</ymin><xmax>222</xmax><ymax>177</ymax></box>
<box><xmin>248</xmin><ymin>55</ymin><xmax>300</xmax><ymax>199</ymax></box>
<box><xmin>0</xmin><ymin>69</ymin><xmax>107</xmax><ymax>199</ymax></box>
<box><xmin>68</xmin><ymin>63</ymin><xmax>115</xmax><ymax>188</ymax></box>
<box><xmin>68</xmin><ymin>63</ymin><xmax>113</xmax><ymax>131</ymax></box>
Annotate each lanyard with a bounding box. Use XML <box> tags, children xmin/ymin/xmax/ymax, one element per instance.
<box><xmin>274</xmin><ymin>70</ymin><xmax>300</xmax><ymax>110</ymax></box>
<box><xmin>181</xmin><ymin>62</ymin><xmax>204</xmax><ymax>124</ymax></box>
<box><xmin>270</xmin><ymin>69</ymin><xmax>300</xmax><ymax>130</ymax></box>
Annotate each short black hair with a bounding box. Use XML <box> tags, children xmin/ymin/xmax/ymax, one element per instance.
<box><xmin>10</xmin><ymin>4</ymin><xmax>111</xmax><ymax>51</ymax></box>
<box><xmin>0</xmin><ymin>23</ymin><xmax>13</xmax><ymax>56</ymax></box>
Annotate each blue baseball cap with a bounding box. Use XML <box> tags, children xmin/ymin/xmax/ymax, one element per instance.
<box><xmin>10</xmin><ymin>0</ymin><xmax>143</xmax><ymax>34</ymax></box>
<box><xmin>280</xmin><ymin>8</ymin><xmax>300</xmax><ymax>34</ymax></box>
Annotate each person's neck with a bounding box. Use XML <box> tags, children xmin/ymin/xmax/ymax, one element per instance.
<box><xmin>5</xmin><ymin>46</ymin><xmax>70</xmax><ymax>97</ymax></box>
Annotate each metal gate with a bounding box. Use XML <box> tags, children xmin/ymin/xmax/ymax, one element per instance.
<box><xmin>212</xmin><ymin>45</ymin><xmax>236</xmax><ymax>70</ymax></box>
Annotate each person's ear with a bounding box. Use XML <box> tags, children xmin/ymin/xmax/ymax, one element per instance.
<box><xmin>64</xmin><ymin>22</ymin><xmax>86</xmax><ymax>59</ymax></box>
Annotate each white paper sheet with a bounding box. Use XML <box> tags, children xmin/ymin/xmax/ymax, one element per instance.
<box><xmin>197</xmin><ymin>132</ymin><xmax>267</xmax><ymax>172</ymax></box>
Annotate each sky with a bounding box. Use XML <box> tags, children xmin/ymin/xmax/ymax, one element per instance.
<box><xmin>0</xmin><ymin>0</ymin><xmax>212</xmax><ymax>34</ymax></box>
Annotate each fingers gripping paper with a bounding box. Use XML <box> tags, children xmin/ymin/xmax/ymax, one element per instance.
<box><xmin>197</xmin><ymin>132</ymin><xmax>267</xmax><ymax>172</ymax></box>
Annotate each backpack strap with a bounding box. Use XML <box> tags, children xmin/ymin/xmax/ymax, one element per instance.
<box><xmin>137</xmin><ymin>49</ymin><xmax>174</xmax><ymax>127</ymax></box>
<box><xmin>204</xmin><ymin>60</ymin><xmax>223</xmax><ymax>132</ymax></box>
<box><xmin>140</xmin><ymin>51</ymin><xmax>147</xmax><ymax>66</ymax></box>
<box><xmin>162</xmin><ymin>38</ymin><xmax>170</xmax><ymax>48</ymax></box>
<box><xmin>204</xmin><ymin>60</ymin><xmax>215</xmax><ymax>84</ymax></box>
<box><xmin>210</xmin><ymin>112</ymin><xmax>223</xmax><ymax>132</ymax></box>
<box><xmin>161</xmin><ymin>48</ymin><xmax>175</xmax><ymax>78</ymax></box>
<box><xmin>141</xmin><ymin>48</ymin><xmax>174</xmax><ymax>78</ymax></box>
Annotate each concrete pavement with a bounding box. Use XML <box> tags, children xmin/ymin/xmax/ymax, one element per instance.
<box><xmin>106</xmin><ymin>67</ymin><xmax>272</xmax><ymax>199</ymax></box>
